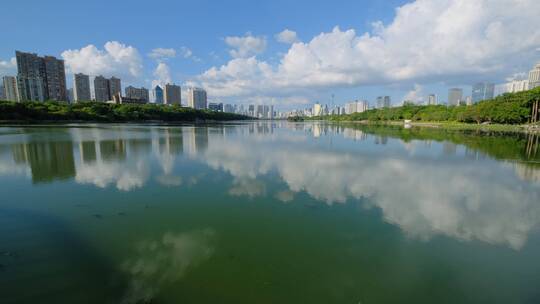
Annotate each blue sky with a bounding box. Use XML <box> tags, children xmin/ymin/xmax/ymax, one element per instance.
<box><xmin>1</xmin><ymin>0</ymin><xmax>539</xmax><ymax>110</ymax></box>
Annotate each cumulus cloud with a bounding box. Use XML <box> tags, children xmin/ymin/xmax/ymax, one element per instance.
<box><xmin>403</xmin><ymin>84</ymin><xmax>424</xmax><ymax>104</ymax></box>
<box><xmin>152</xmin><ymin>62</ymin><xmax>172</xmax><ymax>87</ymax></box>
<box><xmin>0</xmin><ymin>57</ymin><xmax>16</xmax><ymax>76</ymax></box>
<box><xmin>193</xmin><ymin>0</ymin><xmax>540</xmax><ymax>104</ymax></box>
<box><xmin>148</xmin><ymin>48</ymin><xmax>176</xmax><ymax>60</ymax></box>
<box><xmin>62</xmin><ymin>41</ymin><xmax>143</xmax><ymax>79</ymax></box>
<box><xmin>276</xmin><ymin>29</ymin><xmax>299</xmax><ymax>44</ymax></box>
<box><xmin>224</xmin><ymin>33</ymin><xmax>267</xmax><ymax>58</ymax></box>
<box><xmin>180</xmin><ymin>46</ymin><xmax>201</xmax><ymax>62</ymax></box>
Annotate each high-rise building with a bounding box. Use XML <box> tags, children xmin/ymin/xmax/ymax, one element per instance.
<box><xmin>109</xmin><ymin>77</ymin><xmax>122</xmax><ymax>99</ymax></box>
<box><xmin>345</xmin><ymin>100</ymin><xmax>368</xmax><ymax>114</ymax></box>
<box><xmin>43</xmin><ymin>56</ymin><xmax>67</xmax><ymax>101</ymax></box>
<box><xmin>152</xmin><ymin>85</ymin><xmax>164</xmax><ymax>104</ymax></box>
<box><xmin>73</xmin><ymin>73</ymin><xmax>91</xmax><ymax>102</ymax></box>
<box><xmin>376</xmin><ymin>96</ymin><xmax>391</xmax><ymax>108</ymax></box>
<box><xmin>529</xmin><ymin>62</ymin><xmax>540</xmax><ymax>89</ymax></box>
<box><xmin>208</xmin><ymin>102</ymin><xmax>223</xmax><ymax>112</ymax></box>
<box><xmin>94</xmin><ymin>75</ymin><xmax>110</xmax><ymax>101</ymax></box>
<box><xmin>472</xmin><ymin>82</ymin><xmax>495</xmax><ymax>103</ymax></box>
<box><xmin>0</xmin><ymin>84</ymin><xmax>4</xmax><ymax>100</ymax></box>
<box><xmin>2</xmin><ymin>76</ymin><xmax>19</xmax><ymax>102</ymax></box>
<box><xmin>427</xmin><ymin>94</ymin><xmax>438</xmax><ymax>105</ymax></box>
<box><xmin>164</xmin><ymin>83</ymin><xmax>181</xmax><ymax>105</ymax></box>
<box><xmin>448</xmin><ymin>88</ymin><xmax>463</xmax><ymax>106</ymax></box>
<box><xmin>125</xmin><ymin>86</ymin><xmax>149</xmax><ymax>102</ymax></box>
<box><xmin>506</xmin><ymin>79</ymin><xmax>530</xmax><ymax>93</ymax></box>
<box><xmin>187</xmin><ymin>87</ymin><xmax>207</xmax><ymax>109</ymax></box>
<box><xmin>313</xmin><ymin>103</ymin><xmax>322</xmax><ymax>116</ymax></box>
<box><xmin>15</xmin><ymin>51</ymin><xmax>47</xmax><ymax>101</ymax></box>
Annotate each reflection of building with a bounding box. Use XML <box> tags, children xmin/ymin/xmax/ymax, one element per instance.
<box><xmin>159</xmin><ymin>129</ymin><xmax>183</xmax><ymax>156</ymax></box>
<box><xmin>182</xmin><ymin>127</ymin><xmax>208</xmax><ymax>156</ymax></box>
<box><xmin>442</xmin><ymin>142</ymin><xmax>457</xmax><ymax>155</ymax></box>
<box><xmin>79</xmin><ymin>141</ymin><xmax>97</xmax><ymax>164</ymax></box>
<box><xmin>12</xmin><ymin>141</ymin><xmax>76</xmax><ymax>183</ymax></box>
<box><xmin>100</xmin><ymin>140</ymin><xmax>127</xmax><ymax>161</ymax></box>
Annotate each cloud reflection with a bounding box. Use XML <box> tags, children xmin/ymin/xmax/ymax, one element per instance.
<box><xmin>120</xmin><ymin>229</ymin><xmax>215</xmax><ymax>304</ymax></box>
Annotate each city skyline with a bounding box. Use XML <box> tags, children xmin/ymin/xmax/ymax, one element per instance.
<box><xmin>0</xmin><ymin>0</ymin><xmax>540</xmax><ymax>110</ymax></box>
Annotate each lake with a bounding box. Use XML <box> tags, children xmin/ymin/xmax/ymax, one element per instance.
<box><xmin>0</xmin><ymin>122</ymin><xmax>539</xmax><ymax>304</ymax></box>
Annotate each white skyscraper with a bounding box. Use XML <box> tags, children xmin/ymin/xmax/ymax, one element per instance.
<box><xmin>2</xmin><ymin>76</ymin><xmax>19</xmax><ymax>102</ymax></box>
<box><xmin>187</xmin><ymin>87</ymin><xmax>207</xmax><ymax>109</ymax></box>
<box><xmin>528</xmin><ymin>62</ymin><xmax>540</xmax><ymax>89</ymax></box>
<box><xmin>427</xmin><ymin>94</ymin><xmax>438</xmax><ymax>105</ymax></box>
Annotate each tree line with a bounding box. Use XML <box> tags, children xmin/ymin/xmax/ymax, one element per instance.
<box><xmin>323</xmin><ymin>87</ymin><xmax>540</xmax><ymax>124</ymax></box>
<box><xmin>0</xmin><ymin>100</ymin><xmax>249</xmax><ymax>122</ymax></box>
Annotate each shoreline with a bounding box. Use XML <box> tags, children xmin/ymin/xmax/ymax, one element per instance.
<box><xmin>317</xmin><ymin>119</ymin><xmax>540</xmax><ymax>133</ymax></box>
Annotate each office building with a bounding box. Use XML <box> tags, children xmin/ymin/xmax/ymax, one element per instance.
<box><xmin>125</xmin><ymin>86</ymin><xmax>149</xmax><ymax>102</ymax></box>
<box><xmin>43</xmin><ymin>55</ymin><xmax>67</xmax><ymax>101</ymax></box>
<box><xmin>208</xmin><ymin>102</ymin><xmax>223</xmax><ymax>111</ymax></box>
<box><xmin>427</xmin><ymin>94</ymin><xmax>438</xmax><ymax>105</ymax></box>
<box><xmin>472</xmin><ymin>82</ymin><xmax>495</xmax><ymax>103</ymax></box>
<box><xmin>506</xmin><ymin>79</ymin><xmax>530</xmax><ymax>93</ymax></box>
<box><xmin>152</xmin><ymin>85</ymin><xmax>164</xmax><ymax>104</ymax></box>
<box><xmin>164</xmin><ymin>83</ymin><xmax>181</xmax><ymax>105</ymax></box>
<box><xmin>345</xmin><ymin>100</ymin><xmax>368</xmax><ymax>114</ymax></box>
<box><xmin>313</xmin><ymin>103</ymin><xmax>322</xmax><ymax>116</ymax></box>
<box><xmin>187</xmin><ymin>87</ymin><xmax>207</xmax><ymax>109</ymax></box>
<box><xmin>15</xmin><ymin>51</ymin><xmax>47</xmax><ymax>101</ymax></box>
<box><xmin>94</xmin><ymin>75</ymin><xmax>110</xmax><ymax>101</ymax></box>
<box><xmin>109</xmin><ymin>77</ymin><xmax>122</xmax><ymax>99</ymax></box>
<box><xmin>73</xmin><ymin>73</ymin><xmax>91</xmax><ymax>102</ymax></box>
<box><xmin>3</xmin><ymin>76</ymin><xmax>19</xmax><ymax>102</ymax></box>
<box><xmin>376</xmin><ymin>96</ymin><xmax>391</xmax><ymax>108</ymax></box>
<box><xmin>15</xmin><ymin>51</ymin><xmax>67</xmax><ymax>102</ymax></box>
<box><xmin>448</xmin><ymin>88</ymin><xmax>463</xmax><ymax>106</ymax></box>
<box><xmin>529</xmin><ymin>62</ymin><xmax>540</xmax><ymax>89</ymax></box>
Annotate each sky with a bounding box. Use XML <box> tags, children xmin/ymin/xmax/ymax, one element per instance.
<box><xmin>1</xmin><ymin>0</ymin><xmax>540</xmax><ymax>110</ymax></box>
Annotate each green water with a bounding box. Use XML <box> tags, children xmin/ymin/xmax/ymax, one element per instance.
<box><xmin>0</xmin><ymin>122</ymin><xmax>539</xmax><ymax>304</ymax></box>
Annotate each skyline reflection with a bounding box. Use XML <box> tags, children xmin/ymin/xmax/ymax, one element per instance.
<box><xmin>0</xmin><ymin>123</ymin><xmax>539</xmax><ymax>250</ymax></box>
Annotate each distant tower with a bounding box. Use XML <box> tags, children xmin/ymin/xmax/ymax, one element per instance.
<box><xmin>448</xmin><ymin>88</ymin><xmax>463</xmax><ymax>106</ymax></box>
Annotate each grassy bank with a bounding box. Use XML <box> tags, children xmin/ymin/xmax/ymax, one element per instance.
<box><xmin>0</xmin><ymin>100</ymin><xmax>249</xmax><ymax>123</ymax></box>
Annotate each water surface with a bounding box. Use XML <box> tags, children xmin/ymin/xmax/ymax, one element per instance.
<box><xmin>0</xmin><ymin>122</ymin><xmax>539</xmax><ymax>304</ymax></box>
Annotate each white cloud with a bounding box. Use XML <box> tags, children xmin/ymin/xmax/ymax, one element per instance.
<box><xmin>193</xmin><ymin>0</ymin><xmax>540</xmax><ymax>105</ymax></box>
<box><xmin>224</xmin><ymin>33</ymin><xmax>267</xmax><ymax>58</ymax></box>
<box><xmin>62</xmin><ymin>41</ymin><xmax>143</xmax><ymax>79</ymax></box>
<box><xmin>0</xmin><ymin>57</ymin><xmax>16</xmax><ymax>76</ymax></box>
<box><xmin>180</xmin><ymin>46</ymin><xmax>202</xmax><ymax>62</ymax></box>
<box><xmin>403</xmin><ymin>84</ymin><xmax>424</xmax><ymax>103</ymax></box>
<box><xmin>152</xmin><ymin>62</ymin><xmax>172</xmax><ymax>87</ymax></box>
<box><xmin>276</xmin><ymin>29</ymin><xmax>299</xmax><ymax>44</ymax></box>
<box><xmin>148</xmin><ymin>48</ymin><xmax>176</xmax><ymax>60</ymax></box>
